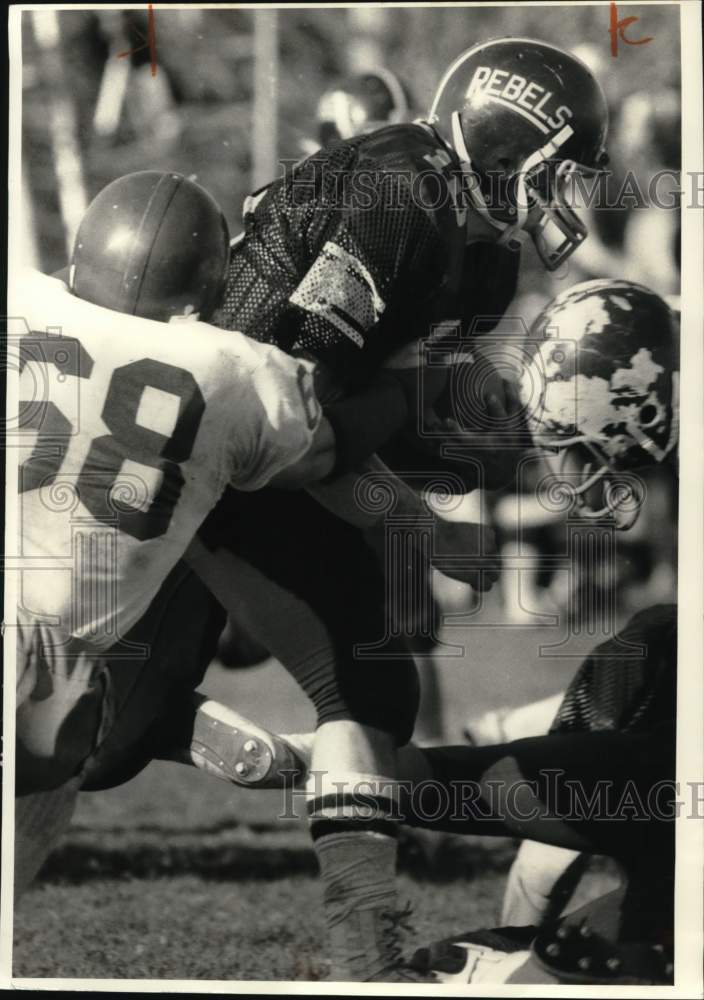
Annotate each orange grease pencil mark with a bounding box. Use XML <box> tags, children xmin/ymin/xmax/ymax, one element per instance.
<box><xmin>609</xmin><ymin>2</ymin><xmax>654</xmax><ymax>58</ymax></box>
<box><xmin>117</xmin><ymin>4</ymin><xmax>158</xmax><ymax>77</ymax></box>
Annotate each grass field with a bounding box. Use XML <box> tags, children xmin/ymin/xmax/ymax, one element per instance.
<box><xmin>14</xmin><ymin>599</ymin><xmax>596</xmax><ymax>982</ymax></box>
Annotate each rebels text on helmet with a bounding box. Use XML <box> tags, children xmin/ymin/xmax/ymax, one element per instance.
<box><xmin>467</xmin><ymin>67</ymin><xmax>573</xmax><ymax>135</ymax></box>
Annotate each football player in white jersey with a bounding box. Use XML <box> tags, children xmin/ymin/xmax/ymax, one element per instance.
<box><xmin>11</xmin><ymin>172</ymin><xmax>481</xmax><ymax>900</ymax></box>
<box><xmin>10</xmin><ymin>172</ymin><xmax>334</xmax><ymax>892</ymax></box>
<box><xmin>14</xmin><ymin>268</ymin><xmax>327</xmax><ymax>652</ymax></box>
<box><xmin>11</xmin><ymin>170</ymin><xmax>334</xmax><ymax>796</ymax></box>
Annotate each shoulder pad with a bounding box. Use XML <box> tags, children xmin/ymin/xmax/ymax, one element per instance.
<box><xmin>355</xmin><ymin>123</ymin><xmax>459</xmax><ymax>175</ymax></box>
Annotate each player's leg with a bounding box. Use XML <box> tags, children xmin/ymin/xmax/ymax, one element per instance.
<box><xmin>187</xmin><ymin>536</ymin><xmax>418</xmax><ymax>981</ymax></box>
<box><xmin>14</xmin><ymin>612</ymin><xmax>114</xmax><ymax>899</ymax></box>
<box><xmin>81</xmin><ymin>560</ymin><xmax>304</xmax><ymax>793</ymax></box>
<box><xmin>193</xmin><ymin>486</ymin><xmax>422</xmax><ymax>981</ymax></box>
<box><xmin>395</xmin><ymin>727</ymin><xmax>674</xmax><ymax>983</ymax></box>
<box><xmin>397</xmin><ymin>727</ymin><xmax>675</xmax><ymax>939</ymax></box>
<box><xmin>15</xmin><ymin>558</ymin><xmax>225</xmax><ymax>797</ymax></box>
<box><xmin>78</xmin><ymin>559</ymin><xmax>226</xmax><ymax>791</ymax></box>
<box><xmin>14</xmin><ymin>778</ymin><xmax>81</xmax><ymax>900</ymax></box>
<box><xmin>15</xmin><ymin>614</ymin><xmax>113</xmax><ymax>797</ymax></box>
<box><xmin>464</xmin><ymin>692</ymin><xmax>565</xmax><ymax>746</ymax></box>
<box><xmin>15</xmin><ymin>562</ymin><xmax>238</xmax><ymax>899</ymax></box>
<box><xmin>500</xmin><ymin>842</ymin><xmax>585</xmax><ymax>926</ymax></box>
<box><xmin>398</xmin><ymin>729</ymin><xmax>673</xmax><ymax>832</ymax></box>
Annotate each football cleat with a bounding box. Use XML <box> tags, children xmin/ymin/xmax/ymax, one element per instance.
<box><xmin>410</xmin><ymin>927</ymin><xmax>535</xmax><ymax>984</ymax></box>
<box><xmin>185</xmin><ymin>698</ymin><xmax>308</xmax><ymax>788</ymax></box>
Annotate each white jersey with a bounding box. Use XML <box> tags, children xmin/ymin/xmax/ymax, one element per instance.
<box><xmin>9</xmin><ymin>271</ymin><xmax>321</xmax><ymax>649</ymax></box>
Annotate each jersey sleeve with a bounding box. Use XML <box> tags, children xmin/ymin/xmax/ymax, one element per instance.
<box><xmin>288</xmin><ymin>166</ymin><xmax>447</xmax><ymax>378</ymax></box>
<box><xmin>224</xmin><ymin>346</ymin><xmax>322</xmax><ymax>492</ymax></box>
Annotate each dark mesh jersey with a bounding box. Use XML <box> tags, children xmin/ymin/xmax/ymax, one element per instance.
<box><xmin>550</xmin><ymin>604</ymin><xmax>677</xmax><ymax>734</ymax></box>
<box><xmin>213</xmin><ymin>123</ymin><xmax>520</xmax><ymax>388</ymax></box>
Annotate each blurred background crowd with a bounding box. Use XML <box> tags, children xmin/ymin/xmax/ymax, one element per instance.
<box><xmin>18</xmin><ymin>4</ymin><xmax>680</xmax><ymax>632</ymax></box>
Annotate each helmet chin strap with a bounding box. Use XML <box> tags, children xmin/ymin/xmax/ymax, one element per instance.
<box><xmin>450</xmin><ymin>113</ymin><xmax>514</xmax><ymax>241</ymax></box>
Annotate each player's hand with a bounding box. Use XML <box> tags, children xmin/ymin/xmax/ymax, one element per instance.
<box><xmin>431</xmin><ymin>518</ymin><xmax>500</xmax><ymax>592</ymax></box>
<box><xmin>429</xmin><ymin>369</ymin><xmax>527</xmax><ymax>490</ymax></box>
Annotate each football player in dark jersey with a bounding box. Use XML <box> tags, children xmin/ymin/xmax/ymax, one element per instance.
<box><xmin>212</xmin><ymin>279</ymin><xmax>678</xmax><ymax>983</ymax></box>
<box><xmin>398</xmin><ymin>279</ymin><xmax>679</xmax><ymax>983</ymax></box>
<box><xmin>217</xmin><ymin>66</ymin><xmax>420</xmax><ymax>671</ymax></box>
<box><xmin>110</xmin><ymin>276</ymin><xmax>677</xmax><ymax>986</ymax></box>
<box><xmin>401</xmin><ymin>603</ymin><xmax>677</xmax><ymax>986</ymax></box>
<box><xmin>190</xmin><ymin>38</ymin><xmax>611</xmax><ymax>982</ymax></box>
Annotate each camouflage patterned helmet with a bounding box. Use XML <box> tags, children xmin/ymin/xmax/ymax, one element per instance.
<box><xmin>519</xmin><ymin>280</ymin><xmax>679</xmax><ymax>527</ymax></box>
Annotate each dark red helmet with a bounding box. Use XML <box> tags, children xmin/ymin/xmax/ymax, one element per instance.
<box><xmin>70</xmin><ymin>171</ymin><xmax>230</xmax><ymax>322</ymax></box>
<box><xmin>428</xmin><ymin>38</ymin><xmax>609</xmax><ymax>270</ymax></box>
<box><xmin>317</xmin><ymin>69</ymin><xmax>412</xmax><ymax>145</ymax></box>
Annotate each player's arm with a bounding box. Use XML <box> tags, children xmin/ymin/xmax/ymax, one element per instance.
<box><xmin>267</xmin><ymin>416</ymin><xmax>336</xmax><ymax>486</ymax></box>
<box><xmin>305</xmin><ymin>453</ymin><xmax>416</xmax><ymax>529</ymax></box>
<box><xmin>307</xmin><ymin>454</ymin><xmax>499</xmax><ymax>591</ymax></box>
<box><xmin>412</xmin><ymin>346</ymin><xmax>528</xmax><ymax>491</ymax></box>
<box><xmin>285</xmin><ymin>166</ymin><xmax>444</xmax><ymax>380</ymax></box>
<box><xmin>230</xmin><ymin>340</ymin><xmax>439</xmax><ymax>494</ymax></box>
<box><xmin>270</xmin><ymin>344</ymin><xmax>449</xmax><ymax>487</ymax></box>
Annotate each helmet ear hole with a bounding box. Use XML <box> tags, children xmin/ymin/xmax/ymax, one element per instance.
<box><xmin>640</xmin><ymin>404</ymin><xmax>659</xmax><ymax>427</ymax></box>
